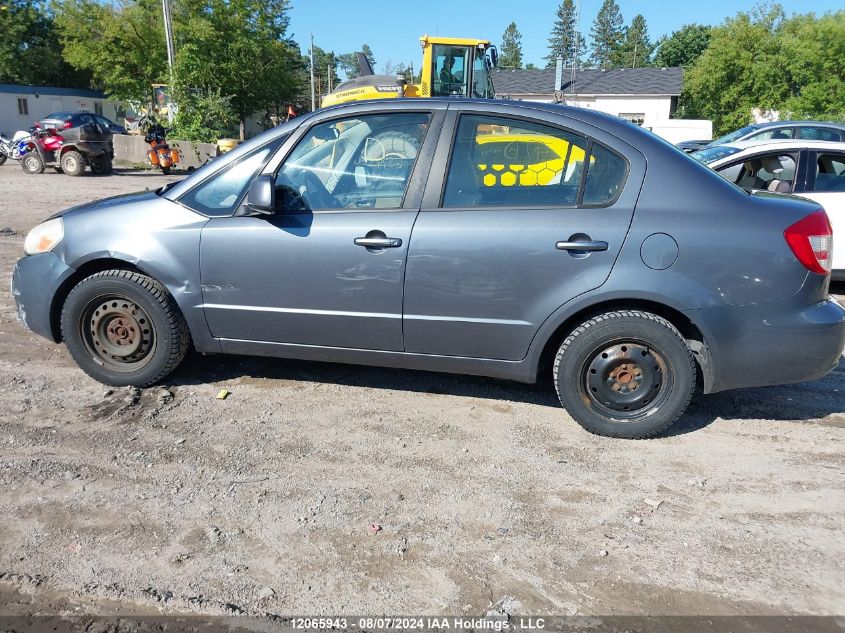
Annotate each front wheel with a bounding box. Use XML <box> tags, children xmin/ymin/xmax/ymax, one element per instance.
<box><xmin>553</xmin><ymin>310</ymin><xmax>696</xmax><ymax>439</ymax></box>
<box><xmin>61</xmin><ymin>270</ymin><xmax>190</xmax><ymax>386</ymax></box>
<box><xmin>22</xmin><ymin>153</ymin><xmax>44</xmax><ymax>174</ymax></box>
<box><xmin>0</xmin><ymin>153</ymin><xmax>7</xmax><ymax>166</ymax></box>
<box><xmin>161</xmin><ymin>166</ymin><xmax>171</xmax><ymax>175</ymax></box>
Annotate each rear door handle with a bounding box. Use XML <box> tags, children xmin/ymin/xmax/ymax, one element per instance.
<box><xmin>555</xmin><ymin>240</ymin><xmax>608</xmax><ymax>252</ymax></box>
<box><xmin>354</xmin><ymin>237</ymin><xmax>403</xmax><ymax>248</ymax></box>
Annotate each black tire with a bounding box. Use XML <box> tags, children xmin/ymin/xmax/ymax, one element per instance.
<box><xmin>60</xmin><ymin>150</ymin><xmax>86</xmax><ymax>176</ymax></box>
<box><xmin>0</xmin><ymin>153</ymin><xmax>7</xmax><ymax>166</ymax></box>
<box><xmin>90</xmin><ymin>156</ymin><xmax>113</xmax><ymax>175</ymax></box>
<box><xmin>22</xmin><ymin>153</ymin><xmax>44</xmax><ymax>174</ymax></box>
<box><xmin>61</xmin><ymin>270</ymin><xmax>190</xmax><ymax>386</ymax></box>
<box><xmin>161</xmin><ymin>166</ymin><xmax>171</xmax><ymax>175</ymax></box>
<box><xmin>553</xmin><ymin>310</ymin><xmax>696</xmax><ymax>439</ymax></box>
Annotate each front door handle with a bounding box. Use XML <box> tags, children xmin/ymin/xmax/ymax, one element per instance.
<box><xmin>354</xmin><ymin>237</ymin><xmax>403</xmax><ymax>248</ymax></box>
<box><xmin>555</xmin><ymin>240</ymin><xmax>608</xmax><ymax>252</ymax></box>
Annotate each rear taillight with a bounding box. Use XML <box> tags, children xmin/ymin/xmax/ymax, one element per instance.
<box><xmin>62</xmin><ymin>120</ymin><xmax>73</xmax><ymax>129</ymax></box>
<box><xmin>784</xmin><ymin>209</ymin><xmax>833</xmax><ymax>275</ymax></box>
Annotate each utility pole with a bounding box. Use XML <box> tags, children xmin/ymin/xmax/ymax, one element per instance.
<box><xmin>310</xmin><ymin>35</ymin><xmax>316</xmax><ymax>111</ymax></box>
<box><xmin>161</xmin><ymin>0</ymin><xmax>175</xmax><ymax>76</ymax></box>
<box><xmin>160</xmin><ymin>0</ymin><xmax>176</xmax><ymax>122</ymax></box>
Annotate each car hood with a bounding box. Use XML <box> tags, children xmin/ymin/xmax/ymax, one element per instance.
<box><xmin>47</xmin><ymin>190</ymin><xmax>162</xmax><ymax>220</ymax></box>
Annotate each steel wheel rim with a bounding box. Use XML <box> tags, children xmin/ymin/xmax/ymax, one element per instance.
<box><xmin>25</xmin><ymin>156</ymin><xmax>39</xmax><ymax>171</ymax></box>
<box><xmin>64</xmin><ymin>155</ymin><xmax>78</xmax><ymax>171</ymax></box>
<box><xmin>581</xmin><ymin>340</ymin><xmax>673</xmax><ymax>421</ymax></box>
<box><xmin>80</xmin><ymin>295</ymin><xmax>156</xmax><ymax>371</ymax></box>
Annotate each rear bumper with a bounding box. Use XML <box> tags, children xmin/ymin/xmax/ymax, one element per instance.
<box><xmin>688</xmin><ymin>294</ymin><xmax>845</xmax><ymax>393</ymax></box>
<box><xmin>11</xmin><ymin>252</ymin><xmax>75</xmax><ymax>342</ymax></box>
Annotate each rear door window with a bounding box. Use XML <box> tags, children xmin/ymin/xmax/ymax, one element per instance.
<box><xmin>442</xmin><ymin>114</ymin><xmax>626</xmax><ymax>208</ymax></box>
<box><xmin>799</xmin><ymin>127</ymin><xmax>842</xmax><ymax>142</ymax></box>
<box><xmin>717</xmin><ymin>152</ymin><xmax>798</xmax><ymax>192</ymax></box>
<box><xmin>813</xmin><ymin>153</ymin><xmax>845</xmax><ymax>192</ymax></box>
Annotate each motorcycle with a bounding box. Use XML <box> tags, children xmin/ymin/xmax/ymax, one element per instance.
<box><xmin>140</xmin><ymin>115</ymin><xmax>180</xmax><ymax>174</ymax></box>
<box><xmin>0</xmin><ymin>129</ymin><xmax>36</xmax><ymax>166</ymax></box>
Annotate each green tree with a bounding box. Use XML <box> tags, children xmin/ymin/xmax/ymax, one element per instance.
<box><xmin>778</xmin><ymin>11</ymin><xmax>845</xmax><ymax>120</ymax></box>
<box><xmin>500</xmin><ymin>21</ymin><xmax>523</xmax><ymax>69</ymax></box>
<box><xmin>54</xmin><ymin>0</ymin><xmax>166</xmax><ymax>100</ymax></box>
<box><xmin>525</xmin><ymin>62</ymin><xmax>538</xmax><ymax>70</ymax></box>
<box><xmin>545</xmin><ymin>0</ymin><xmax>584</xmax><ymax>68</ymax></box>
<box><xmin>654</xmin><ymin>24</ymin><xmax>712</xmax><ymax>67</ymax></box>
<box><xmin>337</xmin><ymin>43</ymin><xmax>376</xmax><ymax>80</ymax></box>
<box><xmin>683</xmin><ymin>5</ymin><xmax>786</xmax><ymax>133</ymax></box>
<box><xmin>589</xmin><ymin>0</ymin><xmax>625</xmax><ymax>69</ymax></box>
<box><xmin>614</xmin><ymin>14</ymin><xmax>654</xmax><ymax>68</ymax></box>
<box><xmin>0</xmin><ymin>0</ymin><xmax>90</xmax><ymax>86</ymax></box>
<box><xmin>173</xmin><ymin>0</ymin><xmax>302</xmax><ymax>139</ymax></box>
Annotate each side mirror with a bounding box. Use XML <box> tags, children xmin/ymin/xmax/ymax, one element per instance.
<box><xmin>247</xmin><ymin>174</ymin><xmax>275</xmax><ymax>214</ymax></box>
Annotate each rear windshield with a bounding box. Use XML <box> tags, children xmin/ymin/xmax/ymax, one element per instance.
<box><xmin>45</xmin><ymin>112</ymin><xmax>74</xmax><ymax>120</ymax></box>
<box><xmin>691</xmin><ymin>145</ymin><xmax>741</xmax><ymax>164</ymax></box>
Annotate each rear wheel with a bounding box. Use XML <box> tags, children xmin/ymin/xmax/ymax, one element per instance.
<box><xmin>22</xmin><ymin>153</ymin><xmax>44</xmax><ymax>174</ymax></box>
<box><xmin>553</xmin><ymin>310</ymin><xmax>696</xmax><ymax>439</ymax></box>
<box><xmin>60</xmin><ymin>150</ymin><xmax>86</xmax><ymax>176</ymax></box>
<box><xmin>61</xmin><ymin>270</ymin><xmax>190</xmax><ymax>386</ymax></box>
<box><xmin>90</xmin><ymin>156</ymin><xmax>113</xmax><ymax>175</ymax></box>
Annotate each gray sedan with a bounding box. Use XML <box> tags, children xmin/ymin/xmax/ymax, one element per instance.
<box><xmin>11</xmin><ymin>99</ymin><xmax>845</xmax><ymax>438</ymax></box>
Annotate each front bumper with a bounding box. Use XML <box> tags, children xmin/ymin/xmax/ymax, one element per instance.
<box><xmin>11</xmin><ymin>251</ymin><xmax>76</xmax><ymax>342</ymax></box>
<box><xmin>688</xmin><ymin>294</ymin><xmax>845</xmax><ymax>393</ymax></box>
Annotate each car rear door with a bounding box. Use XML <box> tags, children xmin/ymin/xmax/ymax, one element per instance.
<box><xmin>796</xmin><ymin>150</ymin><xmax>845</xmax><ymax>273</ymax></box>
<box><xmin>402</xmin><ymin>103</ymin><xmax>645</xmax><ymax>361</ymax></box>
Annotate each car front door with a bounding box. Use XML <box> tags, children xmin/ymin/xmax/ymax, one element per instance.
<box><xmin>197</xmin><ymin>108</ymin><xmax>441</xmax><ymax>351</ymax></box>
<box><xmin>402</xmin><ymin>106</ymin><xmax>643</xmax><ymax>360</ymax></box>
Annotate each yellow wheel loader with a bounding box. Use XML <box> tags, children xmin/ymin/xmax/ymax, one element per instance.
<box><xmin>321</xmin><ymin>36</ymin><xmax>498</xmax><ymax>108</ymax></box>
<box><xmin>321</xmin><ymin>36</ymin><xmax>587</xmax><ymax>190</ymax></box>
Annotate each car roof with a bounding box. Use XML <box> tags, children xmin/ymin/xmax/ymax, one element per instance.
<box><xmin>715</xmin><ymin>139</ymin><xmax>845</xmax><ymax>151</ymax></box>
<box><xmin>749</xmin><ymin>120</ymin><xmax>845</xmax><ymax>130</ymax></box>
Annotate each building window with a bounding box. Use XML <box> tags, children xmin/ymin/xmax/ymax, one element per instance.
<box><xmin>17</xmin><ymin>98</ymin><xmax>28</xmax><ymax>115</ymax></box>
<box><xmin>94</xmin><ymin>102</ymin><xmax>103</xmax><ymax>116</ymax></box>
<box><xmin>619</xmin><ymin>113</ymin><xmax>645</xmax><ymax>126</ymax></box>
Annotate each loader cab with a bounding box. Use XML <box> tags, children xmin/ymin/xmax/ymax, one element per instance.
<box><xmin>422</xmin><ymin>36</ymin><xmax>496</xmax><ymax>99</ymax></box>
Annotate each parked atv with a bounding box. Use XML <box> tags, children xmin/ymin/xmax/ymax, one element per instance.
<box><xmin>20</xmin><ymin>120</ymin><xmax>113</xmax><ymax>176</ymax></box>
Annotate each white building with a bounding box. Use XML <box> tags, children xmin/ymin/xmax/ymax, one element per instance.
<box><xmin>0</xmin><ymin>84</ymin><xmax>123</xmax><ymax>135</ymax></box>
<box><xmin>491</xmin><ymin>67</ymin><xmax>710</xmax><ymax>142</ymax></box>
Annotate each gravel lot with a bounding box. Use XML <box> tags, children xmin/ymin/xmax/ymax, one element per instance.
<box><xmin>0</xmin><ymin>162</ymin><xmax>843</xmax><ymax>620</ymax></box>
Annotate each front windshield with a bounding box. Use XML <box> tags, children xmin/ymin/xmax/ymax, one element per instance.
<box><xmin>690</xmin><ymin>145</ymin><xmax>741</xmax><ymax>164</ymax></box>
<box><xmin>472</xmin><ymin>49</ymin><xmax>495</xmax><ymax>98</ymax></box>
<box><xmin>709</xmin><ymin>126</ymin><xmax>757</xmax><ymax>147</ymax></box>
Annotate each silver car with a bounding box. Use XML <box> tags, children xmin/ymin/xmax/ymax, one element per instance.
<box><xmin>11</xmin><ymin>99</ymin><xmax>845</xmax><ymax>438</ymax></box>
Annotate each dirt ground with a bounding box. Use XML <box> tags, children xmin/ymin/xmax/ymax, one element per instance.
<box><xmin>0</xmin><ymin>162</ymin><xmax>843</xmax><ymax>621</ymax></box>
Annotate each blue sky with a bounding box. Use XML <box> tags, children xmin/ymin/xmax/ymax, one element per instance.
<box><xmin>288</xmin><ymin>0</ymin><xmax>841</xmax><ymax>75</ymax></box>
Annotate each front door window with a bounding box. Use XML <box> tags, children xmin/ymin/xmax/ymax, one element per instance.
<box><xmin>276</xmin><ymin>113</ymin><xmax>430</xmax><ymax>211</ymax></box>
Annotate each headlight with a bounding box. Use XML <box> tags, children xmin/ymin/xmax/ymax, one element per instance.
<box><xmin>24</xmin><ymin>218</ymin><xmax>64</xmax><ymax>255</ymax></box>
